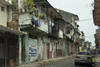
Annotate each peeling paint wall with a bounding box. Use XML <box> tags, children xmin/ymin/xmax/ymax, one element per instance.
<box><xmin>7</xmin><ymin>9</ymin><xmax>18</xmax><ymax>30</ymax></box>
<box><xmin>38</xmin><ymin>37</ymin><xmax>43</xmax><ymax>60</ymax></box>
<box><xmin>37</xmin><ymin>6</ymin><xmax>49</xmax><ymax>33</ymax></box>
<box><xmin>18</xmin><ymin>0</ymin><xmax>49</xmax><ymax>33</ymax></box>
<box><xmin>23</xmin><ymin>34</ymin><xmax>29</xmax><ymax>63</ymax></box>
<box><xmin>29</xmin><ymin>38</ymin><xmax>38</xmax><ymax>62</ymax></box>
<box><xmin>43</xmin><ymin>42</ymin><xmax>47</xmax><ymax>60</ymax></box>
<box><xmin>19</xmin><ymin>13</ymin><xmax>31</xmax><ymax>26</ymax></box>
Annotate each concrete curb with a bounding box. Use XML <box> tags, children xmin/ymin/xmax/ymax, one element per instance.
<box><xmin>16</xmin><ymin>55</ymin><xmax>75</xmax><ymax>67</ymax></box>
<box><xmin>36</xmin><ymin>55</ymin><xmax>75</xmax><ymax>67</ymax></box>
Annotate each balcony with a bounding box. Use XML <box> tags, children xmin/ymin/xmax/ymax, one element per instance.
<box><xmin>48</xmin><ymin>25</ymin><xmax>59</xmax><ymax>37</ymax></box>
<box><xmin>1</xmin><ymin>0</ymin><xmax>12</xmax><ymax>5</ymax></box>
<box><xmin>19</xmin><ymin>13</ymin><xmax>48</xmax><ymax>35</ymax></box>
<box><xmin>94</xmin><ymin>33</ymin><xmax>100</xmax><ymax>40</ymax></box>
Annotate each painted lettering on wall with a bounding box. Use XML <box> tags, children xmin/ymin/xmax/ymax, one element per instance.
<box><xmin>29</xmin><ymin>38</ymin><xmax>37</xmax><ymax>62</ymax></box>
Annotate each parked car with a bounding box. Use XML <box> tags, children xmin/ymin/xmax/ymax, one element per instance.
<box><xmin>75</xmin><ymin>52</ymin><xmax>93</xmax><ymax>66</ymax></box>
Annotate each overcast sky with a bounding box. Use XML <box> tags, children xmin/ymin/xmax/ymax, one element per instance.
<box><xmin>48</xmin><ymin>0</ymin><xmax>98</xmax><ymax>46</ymax></box>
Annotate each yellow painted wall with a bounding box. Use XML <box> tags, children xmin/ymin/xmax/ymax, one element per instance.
<box><xmin>0</xmin><ymin>6</ymin><xmax>7</xmax><ymax>26</ymax></box>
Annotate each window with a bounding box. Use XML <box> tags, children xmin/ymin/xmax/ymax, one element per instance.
<box><xmin>1</xmin><ymin>6</ymin><xmax>4</xmax><ymax>12</ymax></box>
<box><xmin>78</xmin><ymin>52</ymin><xmax>90</xmax><ymax>55</ymax></box>
<box><xmin>0</xmin><ymin>37</ymin><xmax>4</xmax><ymax>44</ymax></box>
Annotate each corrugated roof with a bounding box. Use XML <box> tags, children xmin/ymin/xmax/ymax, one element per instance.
<box><xmin>56</xmin><ymin>8</ymin><xmax>79</xmax><ymax>23</ymax></box>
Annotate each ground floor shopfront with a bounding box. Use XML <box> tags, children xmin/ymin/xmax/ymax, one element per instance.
<box><xmin>2</xmin><ymin>32</ymin><xmax>79</xmax><ymax>67</ymax></box>
<box><xmin>0</xmin><ymin>32</ymin><xmax>19</xmax><ymax>67</ymax></box>
<box><xmin>19</xmin><ymin>34</ymin><xmax>67</xmax><ymax>64</ymax></box>
<box><xmin>0</xmin><ymin>25</ymin><xmax>25</xmax><ymax>67</ymax></box>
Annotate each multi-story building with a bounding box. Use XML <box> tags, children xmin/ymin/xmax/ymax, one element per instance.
<box><xmin>78</xmin><ymin>31</ymin><xmax>85</xmax><ymax>51</ymax></box>
<box><xmin>0</xmin><ymin>0</ymin><xmax>26</xmax><ymax>67</ymax></box>
<box><xmin>83</xmin><ymin>41</ymin><xmax>92</xmax><ymax>52</ymax></box>
<box><xmin>0</xmin><ymin>0</ymin><xmax>85</xmax><ymax>67</ymax></box>
<box><xmin>93</xmin><ymin>0</ymin><xmax>100</xmax><ymax>50</ymax></box>
<box><xmin>94</xmin><ymin>28</ymin><xmax>100</xmax><ymax>50</ymax></box>
<box><xmin>55</xmin><ymin>9</ymin><xmax>82</xmax><ymax>56</ymax></box>
<box><xmin>18</xmin><ymin>0</ymin><xmax>65</xmax><ymax>65</ymax></box>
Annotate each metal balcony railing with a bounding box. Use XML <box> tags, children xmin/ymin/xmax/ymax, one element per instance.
<box><xmin>48</xmin><ymin>25</ymin><xmax>58</xmax><ymax>36</ymax></box>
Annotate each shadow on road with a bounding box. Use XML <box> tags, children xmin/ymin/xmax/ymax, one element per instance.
<box><xmin>76</xmin><ymin>64</ymin><xmax>95</xmax><ymax>67</ymax></box>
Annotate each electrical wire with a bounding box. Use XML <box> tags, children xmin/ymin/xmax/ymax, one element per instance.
<box><xmin>76</xmin><ymin>18</ymin><xmax>93</xmax><ymax>22</ymax></box>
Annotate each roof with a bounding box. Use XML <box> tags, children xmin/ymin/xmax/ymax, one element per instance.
<box><xmin>34</xmin><ymin>0</ymin><xmax>62</xmax><ymax>18</ymax></box>
<box><xmin>0</xmin><ymin>25</ymin><xmax>27</xmax><ymax>35</ymax></box>
<box><xmin>56</xmin><ymin>8</ymin><xmax>79</xmax><ymax>23</ymax></box>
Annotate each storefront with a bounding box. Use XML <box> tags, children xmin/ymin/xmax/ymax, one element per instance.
<box><xmin>0</xmin><ymin>25</ymin><xmax>25</xmax><ymax>67</ymax></box>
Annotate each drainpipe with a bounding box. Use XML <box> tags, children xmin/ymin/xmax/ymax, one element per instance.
<box><xmin>46</xmin><ymin>6</ymin><xmax>48</xmax><ymax>20</ymax></box>
<box><xmin>18</xmin><ymin>0</ymin><xmax>22</xmax><ymax>65</ymax></box>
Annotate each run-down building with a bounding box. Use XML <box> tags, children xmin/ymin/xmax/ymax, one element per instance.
<box><xmin>0</xmin><ymin>0</ymin><xmax>85</xmax><ymax>67</ymax></box>
<box><xmin>18</xmin><ymin>0</ymin><xmax>65</xmax><ymax>65</ymax></box>
<box><xmin>93</xmin><ymin>0</ymin><xmax>100</xmax><ymax>49</ymax></box>
<box><xmin>0</xmin><ymin>0</ymin><xmax>26</xmax><ymax>67</ymax></box>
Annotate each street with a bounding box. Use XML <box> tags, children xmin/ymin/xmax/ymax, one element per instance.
<box><xmin>42</xmin><ymin>57</ymin><xmax>99</xmax><ymax>67</ymax></box>
<box><xmin>0</xmin><ymin>0</ymin><xmax>99</xmax><ymax>67</ymax></box>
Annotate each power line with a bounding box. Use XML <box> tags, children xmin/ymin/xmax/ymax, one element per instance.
<box><xmin>76</xmin><ymin>18</ymin><xmax>93</xmax><ymax>22</ymax></box>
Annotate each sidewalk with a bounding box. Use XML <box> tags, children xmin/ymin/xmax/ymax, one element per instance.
<box><xmin>16</xmin><ymin>55</ymin><xmax>75</xmax><ymax>67</ymax></box>
<box><xmin>94</xmin><ymin>55</ymin><xmax>100</xmax><ymax>67</ymax></box>
<box><xmin>96</xmin><ymin>54</ymin><xmax>100</xmax><ymax>63</ymax></box>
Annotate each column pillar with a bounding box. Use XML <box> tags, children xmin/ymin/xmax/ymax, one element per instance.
<box><xmin>23</xmin><ymin>33</ymin><xmax>29</xmax><ymax>63</ymax></box>
<box><xmin>19</xmin><ymin>35</ymin><xmax>22</xmax><ymax>65</ymax></box>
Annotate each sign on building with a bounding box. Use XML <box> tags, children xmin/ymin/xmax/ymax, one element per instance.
<box><xmin>29</xmin><ymin>38</ymin><xmax>37</xmax><ymax>62</ymax></box>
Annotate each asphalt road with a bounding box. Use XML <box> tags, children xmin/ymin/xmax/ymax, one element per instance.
<box><xmin>42</xmin><ymin>57</ymin><xmax>99</xmax><ymax>67</ymax></box>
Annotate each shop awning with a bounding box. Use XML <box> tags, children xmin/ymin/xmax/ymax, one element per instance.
<box><xmin>0</xmin><ymin>25</ymin><xmax>27</xmax><ymax>35</ymax></box>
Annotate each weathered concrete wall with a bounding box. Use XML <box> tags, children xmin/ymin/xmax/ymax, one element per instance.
<box><xmin>43</xmin><ymin>42</ymin><xmax>47</xmax><ymax>60</ymax></box>
<box><xmin>23</xmin><ymin>33</ymin><xmax>29</xmax><ymax>63</ymax></box>
<box><xmin>38</xmin><ymin>37</ymin><xmax>43</xmax><ymax>60</ymax></box>
<box><xmin>29</xmin><ymin>38</ymin><xmax>38</xmax><ymax>62</ymax></box>
<box><xmin>19</xmin><ymin>13</ymin><xmax>31</xmax><ymax>25</ymax></box>
<box><xmin>7</xmin><ymin>8</ymin><xmax>18</xmax><ymax>30</ymax></box>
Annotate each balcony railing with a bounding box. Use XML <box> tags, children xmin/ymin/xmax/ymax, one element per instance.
<box><xmin>48</xmin><ymin>25</ymin><xmax>58</xmax><ymax>36</ymax></box>
<box><xmin>71</xmin><ymin>36</ymin><xmax>74</xmax><ymax>41</ymax></box>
